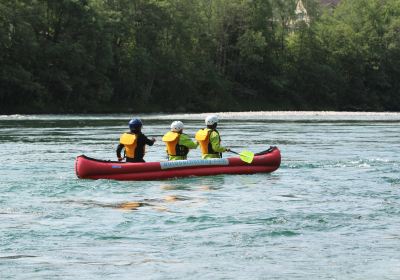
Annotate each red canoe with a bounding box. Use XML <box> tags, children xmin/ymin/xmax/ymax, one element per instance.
<box><xmin>75</xmin><ymin>146</ymin><xmax>281</xmax><ymax>181</ymax></box>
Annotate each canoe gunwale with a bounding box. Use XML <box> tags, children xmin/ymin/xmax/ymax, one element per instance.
<box><xmin>78</xmin><ymin>146</ymin><xmax>278</xmax><ymax>165</ymax></box>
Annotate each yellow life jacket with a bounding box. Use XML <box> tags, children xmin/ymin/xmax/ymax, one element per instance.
<box><xmin>195</xmin><ymin>128</ymin><xmax>220</xmax><ymax>155</ymax></box>
<box><xmin>120</xmin><ymin>133</ymin><xmax>137</xmax><ymax>158</ymax></box>
<box><xmin>162</xmin><ymin>131</ymin><xmax>189</xmax><ymax>156</ymax></box>
<box><xmin>162</xmin><ymin>131</ymin><xmax>180</xmax><ymax>155</ymax></box>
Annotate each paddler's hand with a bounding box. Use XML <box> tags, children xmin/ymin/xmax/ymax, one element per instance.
<box><xmin>225</xmin><ymin>148</ymin><xmax>231</xmax><ymax>152</ymax></box>
<box><xmin>118</xmin><ymin>157</ymin><xmax>123</xmax><ymax>162</ymax></box>
<box><xmin>151</xmin><ymin>137</ymin><xmax>156</xmax><ymax>143</ymax></box>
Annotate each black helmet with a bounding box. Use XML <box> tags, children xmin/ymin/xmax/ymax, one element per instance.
<box><xmin>128</xmin><ymin>118</ymin><xmax>142</xmax><ymax>130</ymax></box>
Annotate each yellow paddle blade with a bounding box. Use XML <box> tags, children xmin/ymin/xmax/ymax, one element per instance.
<box><xmin>239</xmin><ymin>150</ymin><xmax>254</xmax><ymax>163</ymax></box>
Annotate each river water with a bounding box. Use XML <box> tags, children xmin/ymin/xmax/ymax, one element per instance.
<box><xmin>1</xmin><ymin>112</ymin><xmax>399</xmax><ymax>279</ymax></box>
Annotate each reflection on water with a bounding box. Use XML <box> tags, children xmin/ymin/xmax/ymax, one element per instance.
<box><xmin>52</xmin><ymin>195</ymin><xmax>203</xmax><ymax>212</ymax></box>
<box><xmin>159</xmin><ymin>176</ymin><xmax>226</xmax><ymax>191</ymax></box>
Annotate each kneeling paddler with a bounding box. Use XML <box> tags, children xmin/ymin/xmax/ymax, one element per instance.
<box><xmin>116</xmin><ymin>118</ymin><xmax>155</xmax><ymax>163</ymax></box>
<box><xmin>162</xmin><ymin>121</ymin><xmax>198</xmax><ymax>160</ymax></box>
<box><xmin>195</xmin><ymin>115</ymin><xmax>230</xmax><ymax>159</ymax></box>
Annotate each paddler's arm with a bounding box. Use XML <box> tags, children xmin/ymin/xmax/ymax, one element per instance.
<box><xmin>116</xmin><ymin>143</ymin><xmax>124</xmax><ymax>161</ymax></box>
<box><xmin>210</xmin><ymin>131</ymin><xmax>229</xmax><ymax>152</ymax></box>
<box><xmin>143</xmin><ymin>134</ymin><xmax>156</xmax><ymax>146</ymax></box>
<box><xmin>179</xmin><ymin>134</ymin><xmax>198</xmax><ymax>149</ymax></box>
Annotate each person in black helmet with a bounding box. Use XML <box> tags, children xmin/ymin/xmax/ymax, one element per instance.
<box><xmin>116</xmin><ymin>118</ymin><xmax>156</xmax><ymax>162</ymax></box>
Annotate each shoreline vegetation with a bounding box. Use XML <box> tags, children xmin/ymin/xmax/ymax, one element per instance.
<box><xmin>1</xmin><ymin>0</ymin><xmax>400</xmax><ymax>114</ymax></box>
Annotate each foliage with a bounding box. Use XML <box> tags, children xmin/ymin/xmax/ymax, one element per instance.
<box><xmin>1</xmin><ymin>0</ymin><xmax>399</xmax><ymax>113</ymax></box>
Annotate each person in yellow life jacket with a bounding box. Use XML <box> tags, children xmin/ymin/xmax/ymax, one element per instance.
<box><xmin>162</xmin><ymin>121</ymin><xmax>198</xmax><ymax>160</ymax></box>
<box><xmin>195</xmin><ymin>115</ymin><xmax>230</xmax><ymax>159</ymax></box>
<box><xmin>116</xmin><ymin>118</ymin><xmax>156</xmax><ymax>163</ymax></box>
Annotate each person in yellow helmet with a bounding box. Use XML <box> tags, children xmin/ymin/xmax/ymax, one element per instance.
<box><xmin>195</xmin><ymin>115</ymin><xmax>230</xmax><ymax>159</ymax></box>
<box><xmin>116</xmin><ymin>118</ymin><xmax>155</xmax><ymax>163</ymax></box>
<box><xmin>162</xmin><ymin>121</ymin><xmax>198</xmax><ymax>160</ymax></box>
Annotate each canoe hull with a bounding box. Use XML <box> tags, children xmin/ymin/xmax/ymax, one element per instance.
<box><xmin>75</xmin><ymin>147</ymin><xmax>281</xmax><ymax>181</ymax></box>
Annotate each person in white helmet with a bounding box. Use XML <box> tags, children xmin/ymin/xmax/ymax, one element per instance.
<box><xmin>162</xmin><ymin>121</ymin><xmax>198</xmax><ymax>160</ymax></box>
<box><xmin>195</xmin><ymin>115</ymin><xmax>230</xmax><ymax>159</ymax></box>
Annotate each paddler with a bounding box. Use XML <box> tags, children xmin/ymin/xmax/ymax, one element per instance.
<box><xmin>195</xmin><ymin>115</ymin><xmax>230</xmax><ymax>159</ymax></box>
<box><xmin>116</xmin><ymin>118</ymin><xmax>156</xmax><ymax>162</ymax></box>
<box><xmin>162</xmin><ymin>121</ymin><xmax>198</xmax><ymax>160</ymax></box>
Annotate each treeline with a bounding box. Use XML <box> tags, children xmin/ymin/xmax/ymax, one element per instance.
<box><xmin>1</xmin><ymin>0</ymin><xmax>400</xmax><ymax>113</ymax></box>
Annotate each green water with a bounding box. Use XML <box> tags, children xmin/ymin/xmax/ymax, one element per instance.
<box><xmin>1</xmin><ymin>112</ymin><xmax>400</xmax><ymax>279</ymax></box>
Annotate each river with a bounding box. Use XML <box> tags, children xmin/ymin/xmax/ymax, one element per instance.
<box><xmin>1</xmin><ymin>112</ymin><xmax>399</xmax><ymax>279</ymax></box>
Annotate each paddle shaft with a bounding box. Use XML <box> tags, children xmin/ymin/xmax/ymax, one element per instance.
<box><xmin>229</xmin><ymin>150</ymin><xmax>251</xmax><ymax>158</ymax></box>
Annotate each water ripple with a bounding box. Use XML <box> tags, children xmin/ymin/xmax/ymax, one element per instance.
<box><xmin>1</xmin><ymin>113</ymin><xmax>399</xmax><ymax>279</ymax></box>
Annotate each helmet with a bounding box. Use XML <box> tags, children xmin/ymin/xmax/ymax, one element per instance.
<box><xmin>205</xmin><ymin>115</ymin><xmax>218</xmax><ymax>126</ymax></box>
<box><xmin>170</xmin><ymin>121</ymin><xmax>184</xmax><ymax>132</ymax></box>
<box><xmin>128</xmin><ymin>118</ymin><xmax>142</xmax><ymax>130</ymax></box>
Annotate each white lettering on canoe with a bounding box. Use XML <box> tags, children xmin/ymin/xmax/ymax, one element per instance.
<box><xmin>160</xmin><ymin>158</ymin><xmax>229</xmax><ymax>170</ymax></box>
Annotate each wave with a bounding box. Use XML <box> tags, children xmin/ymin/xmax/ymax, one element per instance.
<box><xmin>283</xmin><ymin>158</ymin><xmax>397</xmax><ymax>169</ymax></box>
<box><xmin>0</xmin><ymin>255</ymin><xmax>37</xmax><ymax>259</ymax></box>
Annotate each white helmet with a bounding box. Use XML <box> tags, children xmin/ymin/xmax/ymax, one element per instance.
<box><xmin>205</xmin><ymin>115</ymin><xmax>218</xmax><ymax>125</ymax></box>
<box><xmin>170</xmin><ymin>121</ymin><xmax>184</xmax><ymax>132</ymax></box>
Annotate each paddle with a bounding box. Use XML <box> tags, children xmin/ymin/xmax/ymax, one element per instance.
<box><xmin>229</xmin><ymin>150</ymin><xmax>254</xmax><ymax>163</ymax></box>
